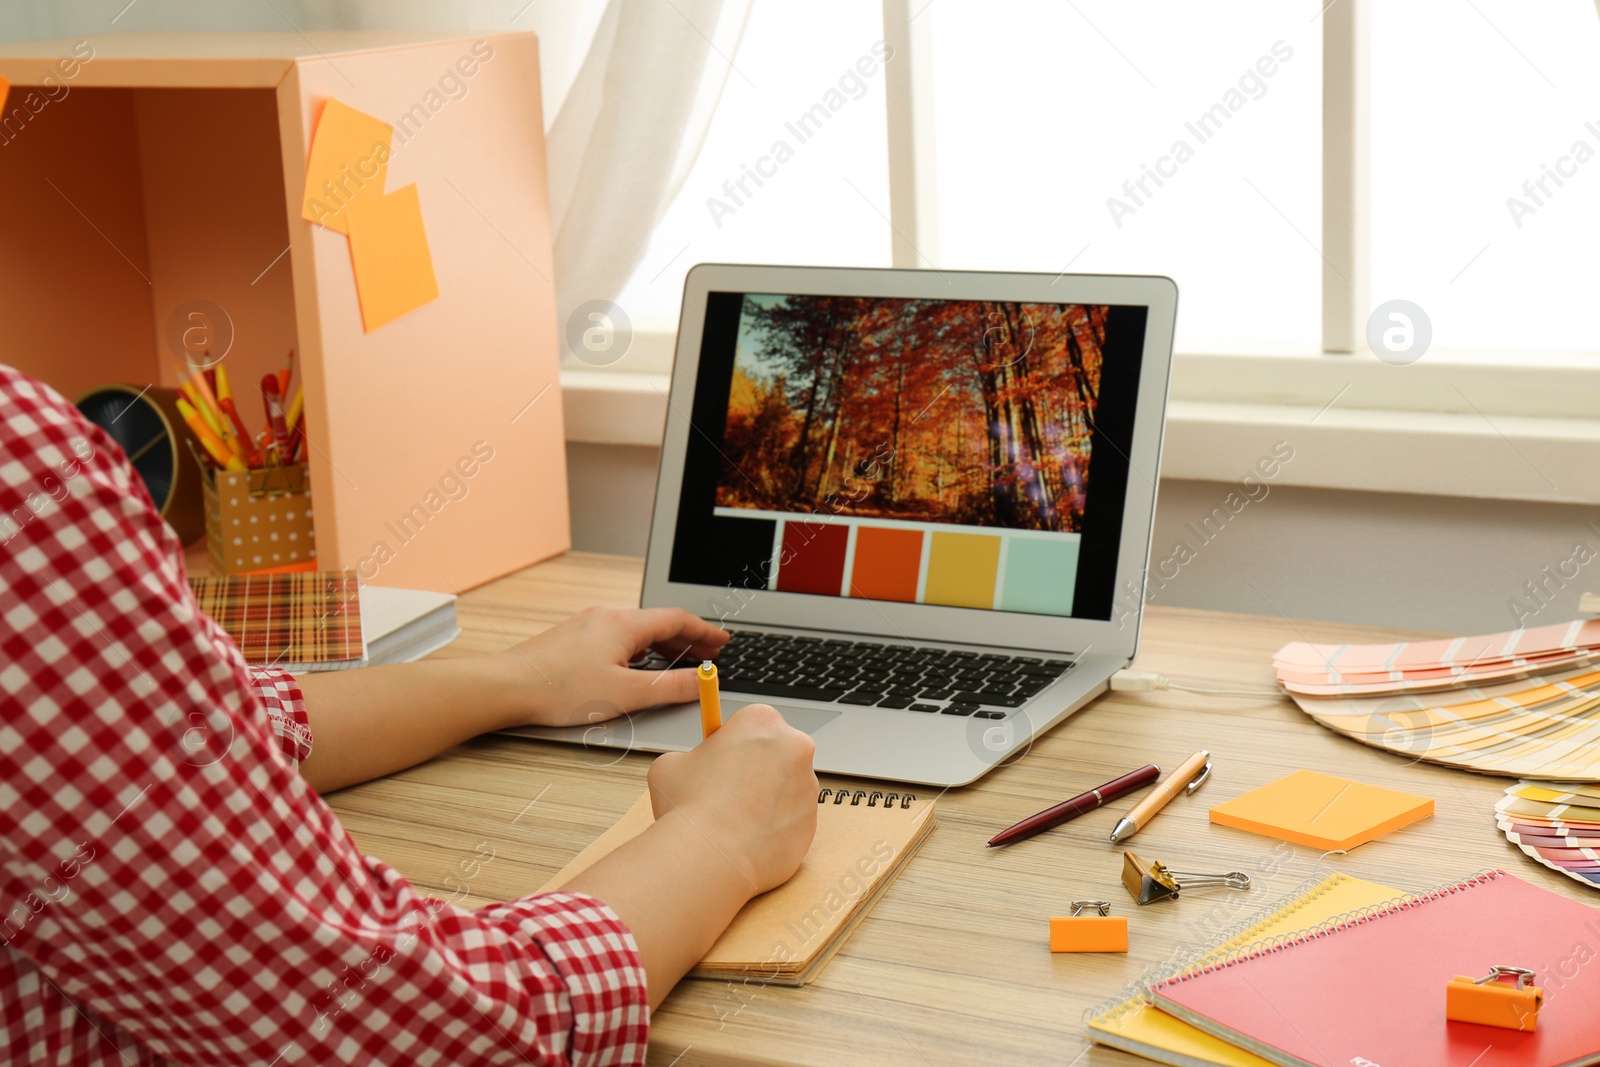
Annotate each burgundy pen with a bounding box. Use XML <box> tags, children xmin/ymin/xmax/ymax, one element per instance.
<box><xmin>987</xmin><ymin>764</ymin><xmax>1161</xmax><ymax>847</ymax></box>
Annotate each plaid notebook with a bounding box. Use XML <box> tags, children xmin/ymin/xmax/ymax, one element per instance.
<box><xmin>189</xmin><ymin>570</ymin><xmax>367</xmax><ymax>671</ymax></box>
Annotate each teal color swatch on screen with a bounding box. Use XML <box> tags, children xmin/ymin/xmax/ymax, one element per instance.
<box><xmin>999</xmin><ymin>537</ymin><xmax>1079</xmax><ymax>616</ymax></box>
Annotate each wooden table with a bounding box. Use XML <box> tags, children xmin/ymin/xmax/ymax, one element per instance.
<box><xmin>326</xmin><ymin>552</ymin><xmax>1585</xmax><ymax>1067</ymax></box>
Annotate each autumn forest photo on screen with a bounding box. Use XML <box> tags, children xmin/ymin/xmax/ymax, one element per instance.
<box><xmin>716</xmin><ymin>294</ymin><xmax>1107</xmax><ymax>533</ymax></box>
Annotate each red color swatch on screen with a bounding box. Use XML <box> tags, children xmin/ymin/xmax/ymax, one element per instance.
<box><xmin>777</xmin><ymin>522</ymin><xmax>849</xmax><ymax>595</ymax></box>
<box><xmin>849</xmin><ymin>526</ymin><xmax>922</xmax><ymax>602</ymax></box>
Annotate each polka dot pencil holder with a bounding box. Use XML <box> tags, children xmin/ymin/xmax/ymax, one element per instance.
<box><xmin>203</xmin><ymin>464</ymin><xmax>317</xmax><ymax>575</ymax></box>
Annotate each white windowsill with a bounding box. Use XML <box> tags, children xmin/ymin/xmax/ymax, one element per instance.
<box><xmin>560</xmin><ymin>342</ymin><xmax>1600</xmax><ymax>505</ymax></box>
<box><xmin>561</xmin><ymin>368</ymin><xmax>671</xmax><ymax>447</ymax></box>
<box><xmin>1163</xmin><ymin>401</ymin><xmax>1600</xmax><ymax>505</ymax></box>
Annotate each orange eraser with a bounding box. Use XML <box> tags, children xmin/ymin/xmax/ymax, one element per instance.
<box><xmin>1445</xmin><ymin>975</ymin><xmax>1541</xmax><ymax>1031</ymax></box>
<box><xmin>1049</xmin><ymin>916</ymin><xmax>1129</xmax><ymax>953</ymax></box>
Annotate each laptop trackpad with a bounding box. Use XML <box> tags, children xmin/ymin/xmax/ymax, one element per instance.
<box><xmin>745</xmin><ymin>702</ymin><xmax>842</xmax><ymax>736</ymax></box>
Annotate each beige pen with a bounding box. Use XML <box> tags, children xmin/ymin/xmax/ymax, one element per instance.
<box><xmin>1109</xmin><ymin>750</ymin><xmax>1212</xmax><ymax>843</ymax></box>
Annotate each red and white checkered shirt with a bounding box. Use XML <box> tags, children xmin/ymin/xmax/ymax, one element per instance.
<box><xmin>0</xmin><ymin>366</ymin><xmax>649</xmax><ymax>1065</ymax></box>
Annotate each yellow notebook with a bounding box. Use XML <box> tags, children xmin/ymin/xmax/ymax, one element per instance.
<box><xmin>1208</xmin><ymin>770</ymin><xmax>1433</xmax><ymax>850</ymax></box>
<box><xmin>1083</xmin><ymin>872</ymin><xmax>1403</xmax><ymax>1067</ymax></box>
<box><xmin>541</xmin><ymin>788</ymin><xmax>936</xmax><ymax>986</ymax></box>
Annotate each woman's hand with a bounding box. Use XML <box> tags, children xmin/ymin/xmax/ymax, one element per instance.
<box><xmin>646</xmin><ymin>703</ymin><xmax>819</xmax><ymax>895</ymax></box>
<box><xmin>499</xmin><ymin>606</ymin><xmax>729</xmax><ymax>728</ymax></box>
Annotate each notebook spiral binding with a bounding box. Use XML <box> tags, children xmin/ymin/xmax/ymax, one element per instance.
<box><xmin>1083</xmin><ymin>870</ymin><xmax>1384</xmax><ymax>1027</ymax></box>
<box><xmin>1151</xmin><ymin>869</ymin><xmax>1504</xmax><ymax>990</ymax></box>
<box><xmin>817</xmin><ymin>788</ymin><xmax>915</xmax><ymax>809</ymax></box>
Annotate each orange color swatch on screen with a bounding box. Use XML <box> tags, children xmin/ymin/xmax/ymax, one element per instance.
<box><xmin>344</xmin><ymin>183</ymin><xmax>439</xmax><ymax>332</ymax></box>
<box><xmin>1209</xmin><ymin>770</ymin><xmax>1433</xmax><ymax>851</ymax></box>
<box><xmin>301</xmin><ymin>98</ymin><xmax>392</xmax><ymax>235</ymax></box>
<box><xmin>849</xmin><ymin>526</ymin><xmax>922</xmax><ymax>602</ymax></box>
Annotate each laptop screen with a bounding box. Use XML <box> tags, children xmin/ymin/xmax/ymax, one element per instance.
<box><xmin>667</xmin><ymin>291</ymin><xmax>1149</xmax><ymax>621</ymax></box>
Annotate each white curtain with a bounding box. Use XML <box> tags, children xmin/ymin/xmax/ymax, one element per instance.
<box><xmin>0</xmin><ymin>0</ymin><xmax>751</xmax><ymax>338</ymax></box>
<box><xmin>547</xmin><ymin>0</ymin><xmax>744</xmax><ymax>338</ymax></box>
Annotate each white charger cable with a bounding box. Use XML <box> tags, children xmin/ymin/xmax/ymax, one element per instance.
<box><xmin>1110</xmin><ymin>669</ymin><xmax>1281</xmax><ymax>698</ymax></box>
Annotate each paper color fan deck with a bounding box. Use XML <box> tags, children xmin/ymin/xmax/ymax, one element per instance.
<box><xmin>1496</xmin><ymin>780</ymin><xmax>1600</xmax><ymax>890</ymax></box>
<box><xmin>1274</xmin><ymin>621</ymin><xmax>1600</xmax><ymax>781</ymax></box>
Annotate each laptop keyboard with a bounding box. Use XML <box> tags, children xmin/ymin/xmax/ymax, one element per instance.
<box><xmin>633</xmin><ymin>629</ymin><xmax>1075</xmax><ymax>719</ymax></box>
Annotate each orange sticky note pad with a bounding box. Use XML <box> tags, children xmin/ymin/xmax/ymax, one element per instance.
<box><xmin>0</xmin><ymin>75</ymin><xmax>10</xmax><ymax>109</ymax></box>
<box><xmin>1209</xmin><ymin>769</ymin><xmax>1433</xmax><ymax>851</ymax></box>
<box><xmin>345</xmin><ymin>183</ymin><xmax>439</xmax><ymax>332</ymax></box>
<box><xmin>301</xmin><ymin>98</ymin><xmax>393</xmax><ymax>235</ymax></box>
<box><xmin>1048</xmin><ymin>916</ymin><xmax>1128</xmax><ymax>953</ymax></box>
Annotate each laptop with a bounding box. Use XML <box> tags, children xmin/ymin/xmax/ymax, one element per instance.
<box><xmin>515</xmin><ymin>264</ymin><xmax>1177</xmax><ymax>786</ymax></box>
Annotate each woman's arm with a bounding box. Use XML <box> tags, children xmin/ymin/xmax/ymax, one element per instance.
<box><xmin>294</xmin><ymin>619</ymin><xmax>820</xmax><ymax>1010</ymax></box>
<box><xmin>3</xmin><ymin>369</ymin><xmax>678</xmax><ymax>1064</ymax></box>
<box><xmin>565</xmin><ymin>704</ymin><xmax>819</xmax><ymax>1008</ymax></box>
<box><xmin>296</xmin><ymin>606</ymin><xmax>729</xmax><ymax>792</ymax></box>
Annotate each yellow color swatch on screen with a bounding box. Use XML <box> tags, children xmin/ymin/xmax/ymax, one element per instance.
<box><xmin>923</xmin><ymin>532</ymin><xmax>1001</xmax><ymax>610</ymax></box>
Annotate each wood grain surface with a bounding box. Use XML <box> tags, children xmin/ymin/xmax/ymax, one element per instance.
<box><xmin>324</xmin><ymin>551</ymin><xmax>1593</xmax><ymax>1067</ymax></box>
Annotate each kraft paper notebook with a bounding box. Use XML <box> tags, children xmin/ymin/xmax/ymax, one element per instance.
<box><xmin>1084</xmin><ymin>872</ymin><xmax>1404</xmax><ymax>1067</ymax></box>
<box><xmin>1146</xmin><ymin>870</ymin><xmax>1600</xmax><ymax>1067</ymax></box>
<box><xmin>1208</xmin><ymin>770</ymin><xmax>1433</xmax><ymax>850</ymax></box>
<box><xmin>541</xmin><ymin>789</ymin><xmax>936</xmax><ymax>986</ymax></box>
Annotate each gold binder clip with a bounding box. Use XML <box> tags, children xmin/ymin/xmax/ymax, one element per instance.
<box><xmin>1120</xmin><ymin>850</ymin><xmax>1251</xmax><ymax>906</ymax></box>
<box><xmin>1446</xmin><ymin>966</ymin><xmax>1542</xmax><ymax>1031</ymax></box>
<box><xmin>1048</xmin><ymin>900</ymin><xmax>1128</xmax><ymax>953</ymax></box>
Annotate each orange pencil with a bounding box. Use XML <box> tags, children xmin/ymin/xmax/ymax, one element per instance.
<box><xmin>211</xmin><ymin>364</ymin><xmax>263</xmax><ymax>466</ymax></box>
<box><xmin>278</xmin><ymin>349</ymin><xmax>295</xmax><ymax>398</ymax></box>
<box><xmin>176</xmin><ymin>397</ymin><xmax>244</xmax><ymax>471</ymax></box>
<box><xmin>174</xmin><ymin>375</ymin><xmax>221</xmax><ymax>438</ymax></box>
<box><xmin>284</xmin><ymin>387</ymin><xmax>305</xmax><ymax>462</ymax></box>
<box><xmin>178</xmin><ymin>363</ymin><xmax>241</xmax><ymax>460</ymax></box>
<box><xmin>218</xmin><ymin>397</ymin><xmax>262</xmax><ymax>468</ymax></box>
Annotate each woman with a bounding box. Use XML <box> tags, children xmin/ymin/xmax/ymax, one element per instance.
<box><xmin>0</xmin><ymin>365</ymin><xmax>818</xmax><ymax>1065</ymax></box>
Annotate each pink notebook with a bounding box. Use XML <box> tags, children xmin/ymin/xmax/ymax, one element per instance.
<box><xmin>1148</xmin><ymin>870</ymin><xmax>1600</xmax><ymax>1067</ymax></box>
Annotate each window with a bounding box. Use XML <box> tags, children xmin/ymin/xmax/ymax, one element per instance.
<box><xmin>613</xmin><ymin>0</ymin><xmax>893</xmax><ymax>333</ymax></box>
<box><xmin>930</xmin><ymin>1</ymin><xmax>1321</xmax><ymax>353</ymax></box>
<box><xmin>1371</xmin><ymin>0</ymin><xmax>1600</xmax><ymax>359</ymax></box>
<box><xmin>591</xmin><ymin>0</ymin><xmax>1600</xmax><ymax>502</ymax></box>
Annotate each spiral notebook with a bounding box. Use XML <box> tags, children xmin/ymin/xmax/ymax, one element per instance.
<box><xmin>1083</xmin><ymin>872</ymin><xmax>1404</xmax><ymax>1067</ymax></box>
<box><xmin>1147</xmin><ymin>870</ymin><xmax>1600</xmax><ymax>1067</ymax></box>
<box><xmin>541</xmin><ymin>788</ymin><xmax>936</xmax><ymax>986</ymax></box>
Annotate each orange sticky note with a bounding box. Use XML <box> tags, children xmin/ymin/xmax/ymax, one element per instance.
<box><xmin>301</xmin><ymin>98</ymin><xmax>393</xmax><ymax>235</ymax></box>
<box><xmin>1049</xmin><ymin>916</ymin><xmax>1128</xmax><ymax>953</ymax></box>
<box><xmin>1209</xmin><ymin>769</ymin><xmax>1433</xmax><ymax>851</ymax></box>
<box><xmin>345</xmin><ymin>183</ymin><xmax>439</xmax><ymax>332</ymax></box>
<box><xmin>0</xmin><ymin>75</ymin><xmax>10</xmax><ymax>110</ymax></box>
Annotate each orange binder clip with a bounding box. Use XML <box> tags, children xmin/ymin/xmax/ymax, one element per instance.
<box><xmin>1446</xmin><ymin>966</ymin><xmax>1542</xmax><ymax>1031</ymax></box>
<box><xmin>1049</xmin><ymin>900</ymin><xmax>1129</xmax><ymax>953</ymax></box>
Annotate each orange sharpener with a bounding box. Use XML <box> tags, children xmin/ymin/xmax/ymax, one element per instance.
<box><xmin>1049</xmin><ymin>900</ymin><xmax>1129</xmax><ymax>953</ymax></box>
<box><xmin>1446</xmin><ymin>967</ymin><xmax>1542</xmax><ymax>1032</ymax></box>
